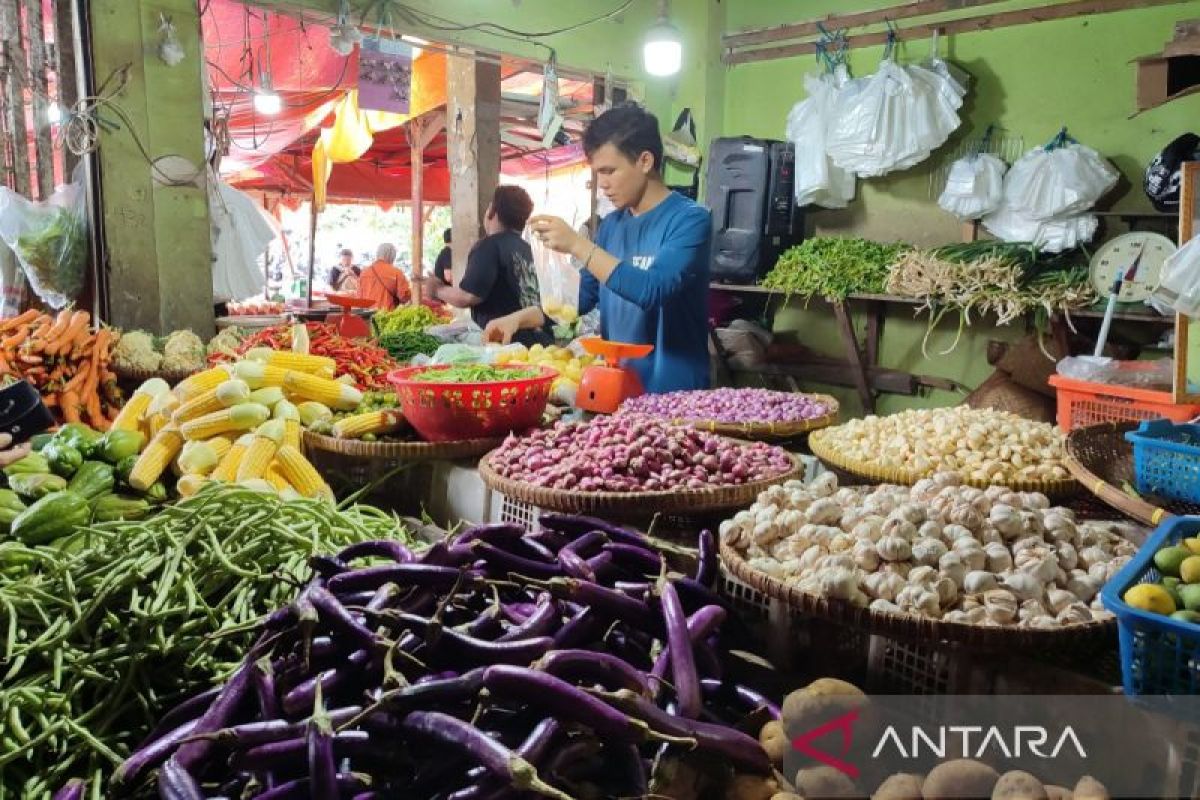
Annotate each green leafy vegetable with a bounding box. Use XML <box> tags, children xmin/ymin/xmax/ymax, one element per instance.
<box><xmin>14</xmin><ymin>207</ymin><xmax>86</xmax><ymax>303</ymax></box>
<box><xmin>763</xmin><ymin>237</ymin><xmax>909</xmax><ymax>300</ymax></box>
<box><xmin>409</xmin><ymin>365</ymin><xmax>542</xmax><ymax>383</ymax></box>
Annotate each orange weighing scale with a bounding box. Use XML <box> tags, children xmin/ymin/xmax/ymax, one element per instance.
<box><xmin>319</xmin><ymin>293</ymin><xmax>373</xmax><ymax>338</ymax></box>
<box><xmin>575</xmin><ymin>337</ymin><xmax>654</xmax><ymax>414</ymax></box>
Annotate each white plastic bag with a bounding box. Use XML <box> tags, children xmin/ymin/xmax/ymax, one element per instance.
<box><xmin>939</xmin><ymin>153</ymin><xmax>1007</xmax><ymax>220</ymax></box>
<box><xmin>0</xmin><ymin>165</ymin><xmax>88</xmax><ymax>309</ymax></box>
<box><xmin>786</xmin><ymin>68</ymin><xmax>855</xmax><ymax>208</ymax></box>
<box><xmin>0</xmin><ymin>239</ymin><xmax>26</xmax><ymax>318</ymax></box>
<box><xmin>210</xmin><ymin>180</ymin><xmax>275</xmax><ymax>303</ymax></box>
<box><xmin>981</xmin><ymin>206</ymin><xmax>1098</xmax><ymax>254</ymax></box>
<box><xmin>1153</xmin><ymin>234</ymin><xmax>1200</xmax><ymax>318</ymax></box>
<box><xmin>1002</xmin><ymin>140</ymin><xmax>1118</xmax><ymax>220</ymax></box>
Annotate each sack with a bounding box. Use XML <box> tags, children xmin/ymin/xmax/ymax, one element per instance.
<box><xmin>1153</xmin><ymin>234</ymin><xmax>1200</xmax><ymax>318</ymax></box>
<box><xmin>787</xmin><ymin>69</ymin><xmax>855</xmax><ymax>209</ymax></box>
<box><xmin>939</xmin><ymin>153</ymin><xmax>1007</xmax><ymax>220</ymax></box>
<box><xmin>0</xmin><ymin>164</ymin><xmax>88</xmax><ymax>309</ymax></box>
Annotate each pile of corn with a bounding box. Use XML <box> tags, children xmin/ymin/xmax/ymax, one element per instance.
<box><xmin>117</xmin><ymin>348</ymin><xmax>402</xmax><ymax>501</ymax></box>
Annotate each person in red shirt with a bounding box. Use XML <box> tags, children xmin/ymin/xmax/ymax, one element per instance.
<box><xmin>357</xmin><ymin>243</ymin><xmax>412</xmax><ymax>310</ymax></box>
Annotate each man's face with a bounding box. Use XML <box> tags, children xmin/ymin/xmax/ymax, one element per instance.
<box><xmin>339</xmin><ymin>254</ymin><xmax>352</xmax><ymax>267</ymax></box>
<box><xmin>590</xmin><ymin>143</ymin><xmax>652</xmax><ymax>211</ymax></box>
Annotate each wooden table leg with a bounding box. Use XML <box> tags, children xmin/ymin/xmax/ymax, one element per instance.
<box><xmin>866</xmin><ymin>300</ymin><xmax>884</xmax><ymax>368</ymax></box>
<box><xmin>833</xmin><ymin>301</ymin><xmax>874</xmax><ymax>414</ymax></box>
<box><xmin>1050</xmin><ymin>315</ymin><xmax>1072</xmax><ymax>358</ymax></box>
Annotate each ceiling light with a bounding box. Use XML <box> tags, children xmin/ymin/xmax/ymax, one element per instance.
<box><xmin>643</xmin><ymin>0</ymin><xmax>682</xmax><ymax>77</ymax></box>
<box><xmin>401</xmin><ymin>35</ymin><xmax>429</xmax><ymax>46</ymax></box>
<box><xmin>254</xmin><ymin>74</ymin><xmax>282</xmax><ymax>115</ymax></box>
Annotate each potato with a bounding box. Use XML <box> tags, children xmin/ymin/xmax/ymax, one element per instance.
<box><xmin>1073</xmin><ymin>776</ymin><xmax>1109</xmax><ymax>800</ymax></box>
<box><xmin>922</xmin><ymin>759</ymin><xmax>1001</xmax><ymax>799</ymax></box>
<box><xmin>1044</xmin><ymin>786</ymin><xmax>1072</xmax><ymax>800</ymax></box>
<box><xmin>782</xmin><ymin>678</ymin><xmax>868</xmax><ymax>739</ymax></box>
<box><xmin>872</xmin><ymin>772</ymin><xmax>924</xmax><ymax>799</ymax></box>
<box><xmin>794</xmin><ymin>765</ymin><xmax>858</xmax><ymax>799</ymax></box>
<box><xmin>992</xmin><ymin>770</ymin><xmax>1048</xmax><ymax>799</ymax></box>
<box><xmin>759</xmin><ymin>720</ymin><xmax>788</xmax><ymax>766</ymax></box>
<box><xmin>726</xmin><ymin>774</ymin><xmax>779</xmax><ymax>800</ymax></box>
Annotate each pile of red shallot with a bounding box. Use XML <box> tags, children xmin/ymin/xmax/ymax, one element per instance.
<box><xmin>620</xmin><ymin>387</ymin><xmax>831</xmax><ymax>425</ymax></box>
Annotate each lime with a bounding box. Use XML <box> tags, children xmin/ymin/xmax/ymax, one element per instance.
<box><xmin>1162</xmin><ymin>577</ymin><xmax>1184</xmax><ymax>607</ymax></box>
<box><xmin>1181</xmin><ymin>583</ymin><xmax>1200</xmax><ymax>612</ymax></box>
<box><xmin>1124</xmin><ymin>584</ymin><xmax>1177</xmax><ymax>615</ymax></box>
<box><xmin>1153</xmin><ymin>546</ymin><xmax>1193</xmax><ymax>578</ymax></box>
<box><xmin>1170</xmin><ymin>610</ymin><xmax>1200</xmax><ymax>624</ymax></box>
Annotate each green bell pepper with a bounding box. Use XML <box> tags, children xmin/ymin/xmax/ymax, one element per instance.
<box><xmin>29</xmin><ymin>433</ymin><xmax>54</xmax><ymax>452</ymax></box>
<box><xmin>115</xmin><ymin>455</ymin><xmax>138</xmax><ymax>485</ymax></box>
<box><xmin>43</xmin><ymin>441</ymin><xmax>83</xmax><ymax>478</ymax></box>
<box><xmin>53</xmin><ymin>423</ymin><xmax>103</xmax><ymax>458</ymax></box>
<box><xmin>99</xmin><ymin>429</ymin><xmax>145</xmax><ymax>464</ymax></box>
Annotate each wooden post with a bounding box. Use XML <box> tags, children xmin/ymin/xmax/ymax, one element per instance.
<box><xmin>408</xmin><ymin>109</ymin><xmax>445</xmax><ymax>304</ymax></box>
<box><xmin>0</xmin><ymin>0</ymin><xmax>30</xmax><ymax>195</ymax></box>
<box><xmin>54</xmin><ymin>0</ymin><xmax>80</xmax><ymax>177</ymax></box>
<box><xmin>447</xmin><ymin>53</ymin><xmax>501</xmax><ymax>285</ymax></box>
<box><xmin>22</xmin><ymin>0</ymin><xmax>53</xmax><ymax>199</ymax></box>
<box><xmin>832</xmin><ymin>301</ymin><xmax>875</xmax><ymax>415</ymax></box>
<box><xmin>306</xmin><ymin>196</ymin><xmax>318</xmax><ymax>307</ymax></box>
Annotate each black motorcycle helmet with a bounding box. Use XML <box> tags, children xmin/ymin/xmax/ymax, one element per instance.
<box><xmin>1145</xmin><ymin>133</ymin><xmax>1200</xmax><ymax>212</ymax></box>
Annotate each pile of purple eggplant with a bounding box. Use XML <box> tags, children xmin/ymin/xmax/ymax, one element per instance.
<box><xmin>104</xmin><ymin>514</ymin><xmax>780</xmax><ymax>799</ymax></box>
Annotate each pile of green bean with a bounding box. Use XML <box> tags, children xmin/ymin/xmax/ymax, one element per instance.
<box><xmin>762</xmin><ymin>237</ymin><xmax>909</xmax><ymax>300</ymax></box>
<box><xmin>0</xmin><ymin>483</ymin><xmax>418</xmax><ymax>798</ymax></box>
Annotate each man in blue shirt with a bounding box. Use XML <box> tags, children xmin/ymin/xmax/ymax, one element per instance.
<box><xmin>515</xmin><ymin>104</ymin><xmax>712</xmax><ymax>394</ymax></box>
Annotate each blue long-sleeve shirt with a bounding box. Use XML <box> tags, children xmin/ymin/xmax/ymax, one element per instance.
<box><xmin>579</xmin><ymin>192</ymin><xmax>712</xmax><ymax>394</ymax></box>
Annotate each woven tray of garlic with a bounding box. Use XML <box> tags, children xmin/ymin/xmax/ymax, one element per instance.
<box><xmin>720</xmin><ymin>471</ymin><xmax>1142</xmax><ymax>630</ymax></box>
<box><xmin>808</xmin><ymin>407</ymin><xmax>1071</xmax><ymax>488</ymax></box>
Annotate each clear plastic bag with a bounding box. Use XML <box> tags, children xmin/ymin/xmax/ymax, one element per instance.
<box><xmin>939</xmin><ymin>153</ymin><xmax>1007</xmax><ymax>220</ymax></box>
<box><xmin>1002</xmin><ymin>140</ymin><xmax>1118</xmax><ymax>221</ymax></box>
<box><xmin>0</xmin><ymin>239</ymin><xmax>26</xmax><ymax>318</ymax></box>
<box><xmin>1153</xmin><ymin>234</ymin><xmax>1200</xmax><ymax>318</ymax></box>
<box><xmin>787</xmin><ymin>69</ymin><xmax>855</xmax><ymax>208</ymax></box>
<box><xmin>0</xmin><ymin>165</ymin><xmax>87</xmax><ymax>309</ymax></box>
<box><xmin>531</xmin><ymin>234</ymin><xmax>580</xmax><ymax>327</ymax></box>
<box><xmin>981</xmin><ymin>206</ymin><xmax>1097</xmax><ymax>254</ymax></box>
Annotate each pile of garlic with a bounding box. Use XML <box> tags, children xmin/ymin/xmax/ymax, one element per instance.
<box><xmin>815</xmin><ymin>406</ymin><xmax>1069</xmax><ymax>484</ymax></box>
<box><xmin>721</xmin><ymin>471</ymin><xmax>1140</xmax><ymax>628</ymax></box>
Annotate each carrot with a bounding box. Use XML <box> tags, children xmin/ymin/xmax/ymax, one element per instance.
<box><xmin>86</xmin><ymin>393</ymin><xmax>105</xmax><ymax>429</ymax></box>
<box><xmin>42</xmin><ymin>394</ymin><xmax>58</xmax><ymax>408</ymax></box>
<box><xmin>2</xmin><ymin>326</ymin><xmax>30</xmax><ymax>349</ymax></box>
<box><xmin>52</xmin><ymin>311</ymin><xmax>90</xmax><ymax>356</ymax></box>
<box><xmin>62</xmin><ymin>391</ymin><xmax>82</xmax><ymax>424</ymax></box>
<box><xmin>0</xmin><ymin>309</ymin><xmax>39</xmax><ymax>331</ymax></box>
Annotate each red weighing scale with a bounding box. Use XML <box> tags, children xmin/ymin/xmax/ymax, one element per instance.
<box><xmin>320</xmin><ymin>293</ymin><xmax>373</xmax><ymax>338</ymax></box>
<box><xmin>575</xmin><ymin>337</ymin><xmax>654</xmax><ymax>414</ymax></box>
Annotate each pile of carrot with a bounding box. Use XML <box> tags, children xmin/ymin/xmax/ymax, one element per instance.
<box><xmin>0</xmin><ymin>309</ymin><xmax>123</xmax><ymax>428</ymax></box>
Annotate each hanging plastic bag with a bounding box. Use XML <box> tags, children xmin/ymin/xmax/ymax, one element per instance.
<box><xmin>664</xmin><ymin>108</ymin><xmax>701</xmax><ymax>168</ymax></box>
<box><xmin>939</xmin><ymin>152</ymin><xmax>1007</xmax><ymax>220</ymax></box>
<box><xmin>0</xmin><ymin>239</ymin><xmax>26</xmax><ymax>318</ymax></box>
<box><xmin>1002</xmin><ymin>131</ymin><xmax>1118</xmax><ymax>220</ymax></box>
<box><xmin>981</xmin><ymin>206</ymin><xmax>1098</xmax><ymax>254</ymax></box>
<box><xmin>787</xmin><ymin>68</ymin><xmax>855</xmax><ymax>208</ymax></box>
<box><xmin>0</xmin><ymin>165</ymin><xmax>88</xmax><ymax>309</ymax></box>
<box><xmin>1152</xmin><ymin>234</ymin><xmax>1200</xmax><ymax>318</ymax></box>
<box><xmin>530</xmin><ymin>233</ymin><xmax>580</xmax><ymax>333</ymax></box>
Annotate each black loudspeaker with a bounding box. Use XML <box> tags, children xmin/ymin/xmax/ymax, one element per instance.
<box><xmin>705</xmin><ymin>137</ymin><xmax>805</xmax><ymax>284</ymax></box>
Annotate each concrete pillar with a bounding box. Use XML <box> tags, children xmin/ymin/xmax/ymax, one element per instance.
<box><xmin>446</xmin><ymin>53</ymin><xmax>500</xmax><ymax>285</ymax></box>
<box><xmin>89</xmin><ymin>0</ymin><xmax>213</xmax><ymax>334</ymax></box>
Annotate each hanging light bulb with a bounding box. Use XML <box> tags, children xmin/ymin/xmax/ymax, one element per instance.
<box><xmin>643</xmin><ymin>0</ymin><xmax>682</xmax><ymax>77</ymax></box>
<box><xmin>254</xmin><ymin>10</ymin><xmax>282</xmax><ymax>114</ymax></box>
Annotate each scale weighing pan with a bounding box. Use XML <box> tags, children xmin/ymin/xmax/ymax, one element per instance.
<box><xmin>576</xmin><ymin>337</ymin><xmax>654</xmax><ymax>414</ymax></box>
<box><xmin>321</xmin><ymin>293</ymin><xmax>373</xmax><ymax>338</ymax></box>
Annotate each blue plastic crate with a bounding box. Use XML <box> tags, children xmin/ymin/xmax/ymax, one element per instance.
<box><xmin>1101</xmin><ymin>516</ymin><xmax>1200</xmax><ymax>696</ymax></box>
<box><xmin>1125</xmin><ymin>419</ymin><xmax>1200</xmax><ymax>505</ymax></box>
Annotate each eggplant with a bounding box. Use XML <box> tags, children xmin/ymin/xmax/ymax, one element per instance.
<box><xmin>254</xmin><ymin>773</ymin><xmax>371</xmax><ymax>800</ymax></box>
<box><xmin>373</xmin><ymin>668</ymin><xmax>485</xmax><ymax>715</ymax></box>
<box><xmin>700</xmin><ymin>679</ymin><xmax>781</xmax><ymax>720</ymax></box>
<box><xmin>157</xmin><ymin>757</ymin><xmax>204</xmax><ymax>800</ymax></box>
<box><xmin>558</xmin><ymin>530</ymin><xmax>608</xmax><ymax>558</ymax></box>
<box><xmin>534</xmin><ymin>649</ymin><xmax>650</xmax><ymax>695</ymax></box>
<box><xmin>538</xmin><ymin>514</ymin><xmax>647</xmax><ymax>549</ymax></box>
<box><xmin>495</xmin><ymin>593</ymin><xmax>559</xmax><ymax>642</ymax></box>
<box><xmin>453</xmin><ymin>523</ymin><xmax>525</xmax><ymax>547</ymax></box>
<box><xmin>326</xmin><ymin>564</ymin><xmax>471</xmax><ymax>595</ymax></box>
<box><xmin>174</xmin><ymin>656</ymin><xmax>256</xmax><ymax>770</ymax></box>
<box><xmin>551</xmin><ymin>606</ymin><xmax>600</xmax><ymax>649</ymax></box>
<box><xmin>51</xmin><ymin>780</ymin><xmax>86</xmax><ymax>800</ymax></box>
<box><xmin>137</xmin><ymin>686</ymin><xmax>220</xmax><ymax>748</ymax></box>
<box><xmin>555</xmin><ymin>548</ymin><xmax>595</xmax><ymax>581</ymax></box>
<box><xmin>400</xmin><ymin>711</ymin><xmax>572</xmax><ymax>800</ymax></box>
<box><xmin>471</xmin><ymin>541</ymin><xmax>562</xmax><ymax>580</ymax></box>
<box><xmin>113</xmin><ymin>719</ymin><xmax>199</xmax><ymax>788</ymax></box>
<box><xmin>307</xmin><ymin>689</ymin><xmax>338</xmax><ymax>799</ymax></box>
<box><xmin>650</xmin><ymin>604</ymin><xmax>727</xmax><ymax>691</ymax></box>
<box><xmin>231</xmin><ymin>731</ymin><xmax>373</xmax><ymax>772</ymax></box>
<box><xmin>695</xmin><ymin>529</ymin><xmax>717</xmax><ymax>587</ymax></box>
<box><xmin>309</xmin><ymin>554</ymin><xmax>348</xmax><ymax>580</ymax></box>
<box><xmin>515</xmin><ymin>537</ymin><xmax>557</xmax><ymax>563</ymax></box>
<box><xmin>308</xmin><ymin>587</ymin><xmax>379</xmax><ymax>650</ymax></box>
<box><xmin>252</xmin><ymin>656</ymin><xmax>281</xmax><ymax>720</ymax></box>
<box><xmin>337</xmin><ymin>539</ymin><xmax>414</xmax><ymax>564</ymax></box>
<box><xmin>537</xmin><ymin>577</ymin><xmax>660</xmax><ymax>634</ymax></box>
<box><xmin>203</xmin><ymin>707</ymin><xmax>362</xmax><ymax>748</ymax></box>
<box><xmin>366</xmin><ymin>610</ymin><xmax>554</xmax><ymax>667</ymax></box>
<box><xmin>602</xmin><ymin>542</ymin><xmax>663</xmax><ymax>574</ymax></box>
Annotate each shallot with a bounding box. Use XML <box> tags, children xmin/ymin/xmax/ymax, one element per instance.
<box><xmin>619</xmin><ymin>388</ymin><xmax>830</xmax><ymax>425</ymax></box>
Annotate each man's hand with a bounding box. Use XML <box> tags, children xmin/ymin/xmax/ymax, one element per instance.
<box><xmin>529</xmin><ymin>215</ymin><xmax>583</xmax><ymax>257</ymax></box>
<box><xmin>419</xmin><ymin>276</ymin><xmax>442</xmax><ymax>300</ymax></box>
<box><xmin>0</xmin><ymin>433</ymin><xmax>31</xmax><ymax>468</ymax></box>
<box><xmin>482</xmin><ymin>315</ymin><xmax>520</xmax><ymax>345</ymax></box>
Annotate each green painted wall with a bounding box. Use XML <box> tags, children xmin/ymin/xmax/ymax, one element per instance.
<box><xmin>91</xmin><ymin>0</ymin><xmax>214</xmax><ymax>335</ymax></box>
<box><xmin>719</xmin><ymin>0</ymin><xmax>1200</xmax><ymax>417</ymax></box>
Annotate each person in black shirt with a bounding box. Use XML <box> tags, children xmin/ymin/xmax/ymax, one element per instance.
<box><xmin>433</xmin><ymin>229</ymin><xmax>452</xmax><ymax>285</ymax></box>
<box><xmin>422</xmin><ymin>186</ymin><xmax>552</xmax><ymax>347</ymax></box>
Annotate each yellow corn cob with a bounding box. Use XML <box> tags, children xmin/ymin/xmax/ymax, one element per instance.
<box><xmin>235</xmin><ymin>420</ymin><xmax>286</xmax><ymax>482</ymax></box>
<box><xmin>265</xmin><ymin>463</ymin><xmax>291</xmax><ymax>492</ymax></box>
<box><xmin>175</xmin><ymin>366</ymin><xmax>232</xmax><ymax>403</ymax></box>
<box><xmin>172</xmin><ymin>379</ymin><xmax>251</xmax><ymax>424</ymax></box>
<box><xmin>273</xmin><ymin>401</ymin><xmax>302</xmax><ymax>449</ymax></box>
<box><xmin>211</xmin><ymin>433</ymin><xmax>253</xmax><ymax>482</ymax></box>
<box><xmin>275</xmin><ymin>445</ymin><xmax>331</xmax><ymax>499</ymax></box>
<box><xmin>129</xmin><ymin>427</ymin><xmax>184</xmax><ymax>491</ymax></box>
<box><xmin>111</xmin><ymin>378</ymin><xmax>171</xmax><ymax>432</ymax></box>
<box><xmin>177</xmin><ymin>474</ymin><xmax>209</xmax><ymax>498</ymax></box>
<box><xmin>333</xmin><ymin>410</ymin><xmax>406</xmax><ymax>439</ymax></box>
<box><xmin>296</xmin><ymin>401</ymin><xmax>333</xmax><ymax>428</ymax></box>
<box><xmin>144</xmin><ymin>392</ymin><xmax>180</xmax><ymax>438</ymax></box>
<box><xmin>247</xmin><ymin>347</ymin><xmax>337</xmax><ymax>375</ymax></box>
<box><xmin>233</xmin><ymin>361</ymin><xmax>288</xmax><ymax>389</ymax></box>
<box><xmin>284</xmin><ymin>371</ymin><xmax>363</xmax><ymax>411</ymax></box>
<box><xmin>239</xmin><ymin>478</ymin><xmax>276</xmax><ymax>494</ymax></box>
<box><xmin>180</xmin><ymin>403</ymin><xmax>270</xmax><ymax>441</ymax></box>
<box><xmin>174</xmin><ymin>436</ymin><xmax>233</xmax><ymax>477</ymax></box>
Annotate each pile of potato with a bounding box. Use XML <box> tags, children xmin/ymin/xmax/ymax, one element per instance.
<box><xmin>721</xmin><ymin>471</ymin><xmax>1140</xmax><ymax>628</ymax></box>
<box><xmin>732</xmin><ymin>678</ymin><xmax>1112</xmax><ymax>800</ymax></box>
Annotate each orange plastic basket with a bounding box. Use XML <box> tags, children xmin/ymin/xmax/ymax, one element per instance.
<box><xmin>1048</xmin><ymin>373</ymin><xmax>1200</xmax><ymax>431</ymax></box>
<box><xmin>387</xmin><ymin>365</ymin><xmax>555</xmax><ymax>442</ymax></box>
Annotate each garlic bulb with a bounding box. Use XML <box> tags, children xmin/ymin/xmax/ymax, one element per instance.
<box><xmin>1067</xmin><ymin>573</ymin><xmax>1101</xmax><ymax>604</ymax></box>
<box><xmin>881</xmin><ymin>516</ymin><xmax>918</xmax><ymax>541</ymax></box>
<box><xmin>770</xmin><ymin>540</ymin><xmax>797</xmax><ymax>561</ymax></box>
<box><xmin>894</xmin><ymin>503</ymin><xmax>926</xmax><ymax>525</ymax></box>
<box><xmin>864</xmin><ymin>571</ymin><xmax>906</xmax><ymax>601</ymax></box>
<box><xmin>917</xmin><ymin>520</ymin><xmax>945</xmax><ymax>542</ymax></box>
<box><xmin>870</xmin><ymin>598</ymin><xmax>905</xmax><ymax>616</ymax></box>
<box><xmin>1088</xmin><ymin>563</ymin><xmax>1108</xmax><ymax>583</ymax></box>
<box><xmin>806</xmin><ymin>498</ymin><xmax>842</xmax><ymax>526</ymax></box>
<box><xmin>877</xmin><ymin>535</ymin><xmax>912</xmax><ymax>562</ymax></box>
<box><xmin>881</xmin><ymin>562</ymin><xmax>912</xmax><ymax>579</ymax></box>
<box><xmin>989</xmin><ymin>504</ymin><xmax>1024</xmax><ymax>539</ymax></box>
<box><xmin>1057</xmin><ymin>603</ymin><xmax>1092</xmax><ymax>625</ymax></box>
<box><xmin>833</xmin><ymin>487</ymin><xmax>861</xmax><ymax>508</ymax></box>
<box><xmin>964</xmin><ymin>571</ymin><xmax>998</xmax><ymax>594</ymax></box>
<box><xmin>817</xmin><ymin>566</ymin><xmax>859</xmax><ymax>600</ymax></box>
<box><xmin>977</xmin><ymin>526</ymin><xmax>1003</xmax><ymax>545</ymax></box>
<box><xmin>934</xmin><ymin>576</ymin><xmax>958</xmax><ymax>607</ymax></box>
<box><xmin>938</xmin><ymin>551</ymin><xmax>967</xmax><ymax>587</ymax></box>
<box><xmin>747</xmin><ymin>558</ymin><xmax>785</xmax><ymax>578</ymax></box>
<box><xmin>1046</xmin><ymin>588</ymin><xmax>1076</xmax><ymax>615</ymax></box>
<box><xmin>798</xmin><ymin>544</ymin><xmax>827</xmax><ymax>571</ymax></box>
<box><xmin>1003</xmin><ymin>571</ymin><xmax>1043</xmax><ymax>601</ymax></box>
<box><xmin>984</xmin><ymin>542</ymin><xmax>1014</xmax><ymax>572</ymax></box>
<box><xmin>896</xmin><ymin>585</ymin><xmax>941</xmax><ymax>618</ymax></box>
<box><xmin>752</xmin><ymin>521</ymin><xmax>782</xmax><ymax>546</ymax></box>
<box><xmin>810</xmin><ymin>472</ymin><xmax>837</xmax><ymax>497</ymax></box>
<box><xmin>943</xmin><ymin>610</ymin><xmax>972</xmax><ymax>624</ymax></box>
<box><xmin>1055</xmin><ymin>542</ymin><xmax>1079</xmax><ymax>571</ymax></box>
<box><xmin>943</xmin><ymin>524</ymin><xmax>975</xmax><ymax>544</ymax></box>
<box><xmin>1023</xmin><ymin>614</ymin><xmax>1058</xmax><ymax>629</ymax></box>
<box><xmin>829</xmin><ymin>533</ymin><xmax>857</xmax><ymax>554</ymax></box>
<box><xmin>853</xmin><ymin>540</ymin><xmax>880</xmax><ymax>572</ymax></box>
<box><xmin>1020</xmin><ymin>553</ymin><xmax>1059</xmax><ymax>585</ymax></box>
<box><xmin>912</xmin><ymin>537</ymin><xmax>948</xmax><ymax>567</ymax></box>
<box><xmin>984</xmin><ymin>589</ymin><xmax>1019</xmax><ymax>623</ymax></box>
<box><xmin>907</xmin><ymin>565</ymin><xmax>938</xmax><ymax>586</ymax></box>
<box><xmin>1019</xmin><ymin>598</ymin><xmax>1048</xmax><ymax>622</ymax></box>
<box><xmin>954</xmin><ymin>543</ymin><xmax>987</xmax><ymax>572</ymax></box>
<box><xmin>949</xmin><ymin>503</ymin><xmax>984</xmax><ymax>531</ymax></box>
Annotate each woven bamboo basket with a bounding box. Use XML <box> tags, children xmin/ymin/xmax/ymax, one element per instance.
<box><xmin>719</xmin><ymin>540</ymin><xmax>1115</xmax><ymax>650</ymax></box>
<box><xmin>808</xmin><ymin>426</ymin><xmax>1079</xmax><ymax>498</ymax></box>
<box><xmin>303</xmin><ymin>430</ymin><xmax>502</xmax><ymax>463</ymax></box>
<box><xmin>659</xmin><ymin>394</ymin><xmax>841</xmax><ymax>441</ymax></box>
<box><xmin>1063</xmin><ymin>421</ymin><xmax>1200</xmax><ymax>527</ymax></box>
<box><xmin>478</xmin><ymin>450</ymin><xmax>806</xmax><ymax>516</ymax></box>
<box><xmin>113</xmin><ymin>364</ymin><xmax>199</xmax><ymax>389</ymax></box>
